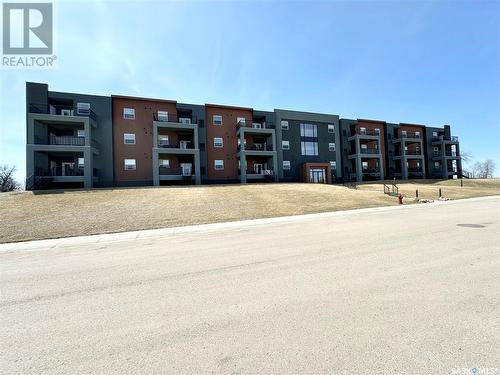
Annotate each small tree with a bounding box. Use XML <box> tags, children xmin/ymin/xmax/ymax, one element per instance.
<box><xmin>473</xmin><ymin>160</ymin><xmax>496</xmax><ymax>179</ymax></box>
<box><xmin>0</xmin><ymin>165</ymin><xmax>20</xmax><ymax>192</ymax></box>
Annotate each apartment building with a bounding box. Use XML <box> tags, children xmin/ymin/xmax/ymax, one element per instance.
<box><xmin>25</xmin><ymin>82</ymin><xmax>462</xmax><ymax>190</ymax></box>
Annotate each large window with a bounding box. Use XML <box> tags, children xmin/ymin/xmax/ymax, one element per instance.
<box><xmin>214</xmin><ymin>160</ymin><xmax>224</xmax><ymax>170</ymax></box>
<box><xmin>213</xmin><ymin>115</ymin><xmax>222</xmax><ymax>125</ymax></box>
<box><xmin>301</xmin><ymin>141</ymin><xmax>318</xmax><ymax>156</ymax></box>
<box><xmin>300</xmin><ymin>123</ymin><xmax>317</xmax><ymax>138</ymax></box>
<box><xmin>123</xmin><ymin>108</ymin><xmax>135</xmax><ymax>120</ymax></box>
<box><xmin>124</xmin><ymin>159</ymin><xmax>136</xmax><ymax>170</ymax></box>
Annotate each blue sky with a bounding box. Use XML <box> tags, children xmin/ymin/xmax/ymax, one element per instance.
<box><xmin>1</xmin><ymin>0</ymin><xmax>499</xmax><ymax>182</ymax></box>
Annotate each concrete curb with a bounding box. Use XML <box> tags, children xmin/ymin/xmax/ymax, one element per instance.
<box><xmin>1</xmin><ymin>195</ymin><xmax>498</xmax><ymax>252</ymax></box>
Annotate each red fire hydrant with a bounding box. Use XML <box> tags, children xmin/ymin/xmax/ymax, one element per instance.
<box><xmin>397</xmin><ymin>194</ymin><xmax>403</xmax><ymax>205</ymax></box>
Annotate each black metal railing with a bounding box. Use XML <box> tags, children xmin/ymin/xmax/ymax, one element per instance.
<box><xmin>405</xmin><ymin>150</ymin><xmax>422</xmax><ymax>156</ymax></box>
<box><xmin>407</xmin><ymin>167</ymin><xmax>423</xmax><ymax>173</ymax></box>
<box><xmin>238</xmin><ymin>144</ymin><xmax>272</xmax><ymax>151</ymax></box>
<box><xmin>157</xmin><ymin>141</ymin><xmax>195</xmax><ymax>149</ymax></box>
<box><xmin>153</xmin><ymin>113</ymin><xmax>197</xmax><ymax>124</ymax></box>
<box><xmin>361</xmin><ymin>168</ymin><xmax>381</xmax><ymax>173</ymax></box>
<box><xmin>359</xmin><ymin>148</ymin><xmax>379</xmax><ymax>154</ymax></box>
<box><xmin>354</xmin><ymin>129</ymin><xmax>380</xmax><ymax>136</ymax></box>
<box><xmin>35</xmin><ymin>166</ymin><xmax>84</xmax><ymax>177</ymax></box>
<box><xmin>246</xmin><ymin>169</ymin><xmax>274</xmax><ymax>175</ymax></box>
<box><xmin>398</xmin><ymin>132</ymin><xmax>421</xmax><ymax>139</ymax></box>
<box><xmin>432</xmin><ymin>135</ymin><xmax>459</xmax><ymax>142</ymax></box>
<box><xmin>236</xmin><ymin>120</ymin><xmax>275</xmax><ymax>130</ymax></box>
<box><xmin>159</xmin><ymin>167</ymin><xmax>192</xmax><ymax>176</ymax></box>
<box><xmin>29</xmin><ymin>103</ymin><xmax>97</xmax><ymax>121</ymax></box>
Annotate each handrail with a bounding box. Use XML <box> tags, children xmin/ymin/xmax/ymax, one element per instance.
<box><xmin>153</xmin><ymin>113</ymin><xmax>197</xmax><ymax>124</ymax></box>
<box><xmin>236</xmin><ymin>120</ymin><xmax>275</xmax><ymax>130</ymax></box>
<box><xmin>28</xmin><ymin>103</ymin><xmax>97</xmax><ymax>121</ymax></box>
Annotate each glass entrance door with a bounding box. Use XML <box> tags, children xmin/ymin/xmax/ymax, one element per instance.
<box><xmin>309</xmin><ymin>168</ymin><xmax>326</xmax><ymax>183</ymax></box>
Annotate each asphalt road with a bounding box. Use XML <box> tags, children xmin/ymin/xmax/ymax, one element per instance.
<box><xmin>1</xmin><ymin>197</ymin><xmax>499</xmax><ymax>374</ymax></box>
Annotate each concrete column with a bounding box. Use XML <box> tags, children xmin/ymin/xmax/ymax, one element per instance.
<box><xmin>239</xmin><ymin>130</ymin><xmax>247</xmax><ymax>183</ymax></box>
<box><xmin>356</xmin><ymin>157</ymin><xmax>362</xmax><ymax>182</ymax></box>
<box><xmin>26</xmin><ymin>146</ymin><xmax>34</xmax><ymax>178</ymax></box>
<box><xmin>83</xmin><ymin>147</ymin><xmax>92</xmax><ymax>188</ymax></box>
<box><xmin>272</xmin><ymin>154</ymin><xmax>278</xmax><ymax>182</ymax></box>
<box><xmin>240</xmin><ymin>154</ymin><xmax>247</xmax><ymax>184</ymax></box>
<box><xmin>84</xmin><ymin>119</ymin><xmax>90</xmax><ymax>147</ymax></box>
<box><xmin>401</xmin><ymin>155</ymin><xmax>408</xmax><ymax>180</ymax></box>
<box><xmin>152</xmin><ymin>149</ymin><xmax>159</xmax><ymax>186</ymax></box>
<box><xmin>379</xmin><ymin>155</ymin><xmax>385</xmax><ymax>181</ymax></box>
<box><xmin>194</xmin><ymin>150</ymin><xmax>201</xmax><ymax>185</ymax></box>
<box><xmin>153</xmin><ymin>124</ymin><xmax>158</xmax><ymax>147</ymax></box>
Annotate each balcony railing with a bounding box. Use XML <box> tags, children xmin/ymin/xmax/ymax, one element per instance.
<box><xmin>361</xmin><ymin>168</ymin><xmax>381</xmax><ymax>173</ymax></box>
<box><xmin>29</xmin><ymin>103</ymin><xmax>97</xmax><ymax>122</ymax></box>
<box><xmin>359</xmin><ymin>148</ymin><xmax>379</xmax><ymax>154</ymax></box>
<box><xmin>35</xmin><ymin>166</ymin><xmax>84</xmax><ymax>177</ymax></box>
<box><xmin>398</xmin><ymin>132</ymin><xmax>421</xmax><ymax>139</ymax></box>
<box><xmin>157</xmin><ymin>141</ymin><xmax>194</xmax><ymax>149</ymax></box>
<box><xmin>159</xmin><ymin>167</ymin><xmax>192</xmax><ymax>176</ymax></box>
<box><xmin>432</xmin><ymin>135</ymin><xmax>459</xmax><ymax>142</ymax></box>
<box><xmin>153</xmin><ymin>113</ymin><xmax>197</xmax><ymax>124</ymax></box>
<box><xmin>238</xmin><ymin>144</ymin><xmax>273</xmax><ymax>151</ymax></box>
<box><xmin>246</xmin><ymin>169</ymin><xmax>274</xmax><ymax>176</ymax></box>
<box><xmin>405</xmin><ymin>150</ymin><xmax>422</xmax><ymax>156</ymax></box>
<box><xmin>353</xmin><ymin>129</ymin><xmax>380</xmax><ymax>136</ymax></box>
<box><xmin>407</xmin><ymin>167</ymin><xmax>423</xmax><ymax>173</ymax></box>
<box><xmin>236</xmin><ymin>120</ymin><xmax>275</xmax><ymax>130</ymax></box>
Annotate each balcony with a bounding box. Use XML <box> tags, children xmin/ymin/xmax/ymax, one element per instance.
<box><xmin>153</xmin><ymin>113</ymin><xmax>197</xmax><ymax>124</ymax></box>
<box><xmin>35</xmin><ymin>166</ymin><xmax>84</xmax><ymax>177</ymax></box>
<box><xmin>159</xmin><ymin>166</ymin><xmax>193</xmax><ymax>176</ymax></box>
<box><xmin>35</xmin><ymin>134</ymin><xmax>85</xmax><ymax>146</ymax></box>
<box><xmin>362</xmin><ymin>168</ymin><xmax>381</xmax><ymax>174</ymax></box>
<box><xmin>244</xmin><ymin>169</ymin><xmax>275</xmax><ymax>179</ymax></box>
<box><xmin>29</xmin><ymin>103</ymin><xmax>97</xmax><ymax>122</ymax></box>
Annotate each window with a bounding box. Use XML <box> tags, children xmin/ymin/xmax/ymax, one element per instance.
<box><xmin>157</xmin><ymin>111</ymin><xmax>168</xmax><ymax>121</ymax></box>
<box><xmin>328</xmin><ymin>124</ymin><xmax>335</xmax><ymax>133</ymax></box>
<box><xmin>179</xmin><ymin>117</ymin><xmax>191</xmax><ymax>124</ymax></box>
<box><xmin>124</xmin><ymin>159</ymin><xmax>136</xmax><ymax>170</ymax></box>
<box><xmin>402</xmin><ymin>130</ymin><xmax>407</xmax><ymax>137</ymax></box>
<box><xmin>300</xmin><ymin>123</ymin><xmax>317</xmax><ymax>138</ymax></box>
<box><xmin>281</xmin><ymin>120</ymin><xmax>289</xmax><ymax>130</ymax></box>
<box><xmin>362</xmin><ymin>161</ymin><xmax>368</xmax><ymax>170</ymax></box>
<box><xmin>360</xmin><ymin>127</ymin><xmax>367</xmax><ymax>135</ymax></box>
<box><xmin>160</xmin><ymin>159</ymin><xmax>170</xmax><ymax>167</ymax></box>
<box><xmin>415</xmin><ymin>131</ymin><xmax>421</xmax><ymax>138</ymax></box>
<box><xmin>214</xmin><ymin>137</ymin><xmax>223</xmax><ymax>148</ymax></box>
<box><xmin>375</xmin><ymin>128</ymin><xmax>380</xmax><ymax>135</ymax></box>
<box><xmin>78</xmin><ymin>158</ymin><xmax>85</xmax><ymax>167</ymax></box>
<box><xmin>123</xmin><ymin>108</ymin><xmax>135</xmax><ymax>120</ymax></box>
<box><xmin>361</xmin><ymin>144</ymin><xmax>367</xmax><ymax>149</ymax></box>
<box><xmin>77</xmin><ymin>102</ymin><xmax>90</xmax><ymax>115</ymax></box>
<box><xmin>330</xmin><ymin>161</ymin><xmax>337</xmax><ymax>170</ymax></box>
<box><xmin>329</xmin><ymin>143</ymin><xmax>336</xmax><ymax>152</ymax></box>
<box><xmin>282</xmin><ymin>140</ymin><xmax>290</xmax><ymax>150</ymax></box>
<box><xmin>301</xmin><ymin>141</ymin><xmax>318</xmax><ymax>156</ymax></box>
<box><xmin>434</xmin><ymin>161</ymin><xmax>440</xmax><ymax>168</ymax></box>
<box><xmin>214</xmin><ymin>160</ymin><xmax>224</xmax><ymax>170</ymax></box>
<box><xmin>77</xmin><ymin>129</ymin><xmax>85</xmax><ymax>137</ymax></box>
<box><xmin>283</xmin><ymin>161</ymin><xmax>291</xmax><ymax>170</ymax></box>
<box><xmin>432</xmin><ymin>131</ymin><xmax>438</xmax><ymax>138</ymax></box>
<box><xmin>124</xmin><ymin>133</ymin><xmax>136</xmax><ymax>145</ymax></box>
<box><xmin>159</xmin><ymin>135</ymin><xmax>169</xmax><ymax>146</ymax></box>
<box><xmin>213</xmin><ymin>115</ymin><xmax>222</xmax><ymax>125</ymax></box>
